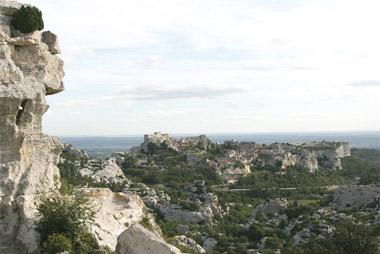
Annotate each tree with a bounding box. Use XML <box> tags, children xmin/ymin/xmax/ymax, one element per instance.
<box><xmin>11</xmin><ymin>6</ymin><xmax>44</xmax><ymax>33</ymax></box>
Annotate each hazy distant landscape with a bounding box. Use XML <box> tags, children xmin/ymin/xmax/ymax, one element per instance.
<box><xmin>61</xmin><ymin>131</ymin><xmax>380</xmax><ymax>158</ymax></box>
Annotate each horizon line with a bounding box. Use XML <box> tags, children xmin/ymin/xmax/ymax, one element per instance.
<box><xmin>55</xmin><ymin>129</ymin><xmax>380</xmax><ymax>138</ymax></box>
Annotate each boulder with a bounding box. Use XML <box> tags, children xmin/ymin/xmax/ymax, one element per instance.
<box><xmin>157</xmin><ymin>202</ymin><xmax>214</xmax><ymax>225</ymax></box>
<box><xmin>203</xmin><ymin>238</ymin><xmax>217</xmax><ymax>252</ymax></box>
<box><xmin>84</xmin><ymin>188</ymin><xmax>146</xmax><ymax>251</ymax></box>
<box><xmin>176</xmin><ymin>225</ymin><xmax>189</xmax><ymax>234</ymax></box>
<box><xmin>170</xmin><ymin>235</ymin><xmax>205</xmax><ymax>253</ymax></box>
<box><xmin>115</xmin><ymin>223</ymin><xmax>182</xmax><ymax>254</ymax></box>
<box><xmin>42</xmin><ymin>31</ymin><xmax>61</xmax><ymax>54</ymax></box>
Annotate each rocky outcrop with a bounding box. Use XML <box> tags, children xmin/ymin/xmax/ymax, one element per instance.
<box><xmin>79</xmin><ymin>157</ymin><xmax>129</xmax><ymax>185</ymax></box>
<box><xmin>63</xmin><ymin>143</ymin><xmax>89</xmax><ymax>160</ymax></box>
<box><xmin>157</xmin><ymin>202</ymin><xmax>214</xmax><ymax>225</ymax></box>
<box><xmin>240</xmin><ymin>141</ymin><xmax>350</xmax><ymax>172</ymax></box>
<box><xmin>155</xmin><ymin>181</ymin><xmax>222</xmax><ymax>225</ymax></box>
<box><xmin>129</xmin><ymin>132</ymin><xmax>212</xmax><ymax>156</ymax></box>
<box><xmin>203</xmin><ymin>238</ymin><xmax>217</xmax><ymax>252</ymax></box>
<box><xmin>84</xmin><ymin>188</ymin><xmax>146</xmax><ymax>251</ymax></box>
<box><xmin>60</xmin><ymin>147</ymin><xmax>130</xmax><ymax>185</ymax></box>
<box><xmin>115</xmin><ymin>223</ymin><xmax>182</xmax><ymax>254</ymax></box>
<box><xmin>330</xmin><ymin>185</ymin><xmax>380</xmax><ymax>209</ymax></box>
<box><xmin>129</xmin><ymin>132</ymin><xmax>177</xmax><ymax>156</ymax></box>
<box><xmin>170</xmin><ymin>235</ymin><xmax>206</xmax><ymax>253</ymax></box>
<box><xmin>123</xmin><ymin>182</ymin><xmax>170</xmax><ymax>207</ymax></box>
<box><xmin>178</xmin><ymin>135</ymin><xmax>212</xmax><ymax>150</ymax></box>
<box><xmin>252</xmin><ymin>198</ymin><xmax>288</xmax><ymax>218</ymax></box>
<box><xmin>0</xmin><ymin>1</ymin><xmax>65</xmax><ymax>253</ymax></box>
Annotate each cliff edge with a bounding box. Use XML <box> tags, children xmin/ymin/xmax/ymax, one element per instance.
<box><xmin>0</xmin><ymin>1</ymin><xmax>64</xmax><ymax>253</ymax></box>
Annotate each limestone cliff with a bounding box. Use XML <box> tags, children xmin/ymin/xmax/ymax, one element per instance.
<box><xmin>0</xmin><ymin>1</ymin><xmax>64</xmax><ymax>253</ymax></box>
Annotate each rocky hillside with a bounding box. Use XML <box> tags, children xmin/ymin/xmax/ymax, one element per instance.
<box><xmin>128</xmin><ymin>132</ymin><xmax>350</xmax><ymax>183</ymax></box>
<box><xmin>59</xmin><ymin>139</ymin><xmax>380</xmax><ymax>253</ymax></box>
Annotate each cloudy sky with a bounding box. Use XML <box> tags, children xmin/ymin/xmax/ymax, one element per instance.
<box><xmin>22</xmin><ymin>0</ymin><xmax>380</xmax><ymax>136</ymax></box>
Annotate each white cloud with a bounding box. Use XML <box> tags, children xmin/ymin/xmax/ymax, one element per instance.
<box><xmin>142</xmin><ymin>55</ymin><xmax>162</xmax><ymax>69</ymax></box>
<box><xmin>69</xmin><ymin>112</ymin><xmax>81</xmax><ymax>116</ymax></box>
<box><xmin>29</xmin><ymin>0</ymin><xmax>380</xmax><ymax>135</ymax></box>
<box><xmin>225</xmin><ymin>101</ymin><xmax>240</xmax><ymax>109</ymax></box>
<box><xmin>153</xmin><ymin>102</ymin><xmax>164</xmax><ymax>108</ymax></box>
<box><xmin>110</xmin><ymin>84</ymin><xmax>248</xmax><ymax>101</ymax></box>
<box><xmin>148</xmin><ymin>110</ymin><xmax>184</xmax><ymax>117</ymax></box>
<box><xmin>347</xmin><ymin>80</ymin><xmax>380</xmax><ymax>87</ymax></box>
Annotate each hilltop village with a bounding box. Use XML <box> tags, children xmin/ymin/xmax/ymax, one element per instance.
<box><xmin>129</xmin><ymin>132</ymin><xmax>351</xmax><ymax>183</ymax></box>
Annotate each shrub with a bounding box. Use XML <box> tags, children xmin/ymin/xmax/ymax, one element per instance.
<box><xmin>42</xmin><ymin>233</ymin><xmax>72</xmax><ymax>253</ymax></box>
<box><xmin>141</xmin><ymin>216</ymin><xmax>154</xmax><ymax>231</ymax></box>
<box><xmin>11</xmin><ymin>6</ymin><xmax>44</xmax><ymax>33</ymax></box>
<box><xmin>265</xmin><ymin>236</ymin><xmax>282</xmax><ymax>250</ymax></box>
<box><xmin>37</xmin><ymin>189</ymin><xmax>98</xmax><ymax>254</ymax></box>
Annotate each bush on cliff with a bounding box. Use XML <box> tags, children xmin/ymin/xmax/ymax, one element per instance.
<box><xmin>37</xmin><ymin>189</ymin><xmax>98</xmax><ymax>254</ymax></box>
<box><xmin>11</xmin><ymin>6</ymin><xmax>44</xmax><ymax>33</ymax></box>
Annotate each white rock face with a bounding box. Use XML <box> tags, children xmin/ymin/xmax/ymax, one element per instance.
<box><xmin>157</xmin><ymin>202</ymin><xmax>214</xmax><ymax>225</ymax></box>
<box><xmin>252</xmin><ymin>198</ymin><xmax>288</xmax><ymax>218</ymax></box>
<box><xmin>84</xmin><ymin>188</ymin><xmax>146</xmax><ymax>251</ymax></box>
<box><xmin>0</xmin><ymin>1</ymin><xmax>65</xmax><ymax>253</ymax></box>
<box><xmin>240</xmin><ymin>141</ymin><xmax>350</xmax><ymax>173</ymax></box>
<box><xmin>330</xmin><ymin>185</ymin><xmax>380</xmax><ymax>209</ymax></box>
<box><xmin>115</xmin><ymin>223</ymin><xmax>182</xmax><ymax>254</ymax></box>
<box><xmin>79</xmin><ymin>157</ymin><xmax>129</xmax><ymax>184</ymax></box>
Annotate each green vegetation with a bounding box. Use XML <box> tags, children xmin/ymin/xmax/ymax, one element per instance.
<box><xmin>37</xmin><ymin>188</ymin><xmax>98</xmax><ymax>254</ymax></box>
<box><xmin>340</xmin><ymin>156</ymin><xmax>380</xmax><ymax>178</ymax></box>
<box><xmin>120</xmin><ymin>143</ymin><xmax>224</xmax><ymax>203</ymax></box>
<box><xmin>42</xmin><ymin>233</ymin><xmax>72</xmax><ymax>254</ymax></box>
<box><xmin>140</xmin><ymin>216</ymin><xmax>154</xmax><ymax>231</ymax></box>
<box><xmin>58</xmin><ymin>142</ymin><xmax>380</xmax><ymax>254</ymax></box>
<box><xmin>232</xmin><ymin>166</ymin><xmax>346</xmax><ymax>189</ymax></box>
<box><xmin>286</xmin><ymin>220</ymin><xmax>380</xmax><ymax>254</ymax></box>
<box><xmin>59</xmin><ymin>150</ymin><xmax>128</xmax><ymax>192</ymax></box>
<box><xmin>351</xmin><ymin>148</ymin><xmax>380</xmax><ymax>162</ymax></box>
<box><xmin>11</xmin><ymin>6</ymin><xmax>44</xmax><ymax>33</ymax></box>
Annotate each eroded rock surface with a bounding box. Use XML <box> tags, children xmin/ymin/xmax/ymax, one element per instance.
<box><xmin>330</xmin><ymin>185</ymin><xmax>380</xmax><ymax>209</ymax></box>
<box><xmin>84</xmin><ymin>188</ymin><xmax>146</xmax><ymax>251</ymax></box>
<box><xmin>0</xmin><ymin>1</ymin><xmax>65</xmax><ymax>253</ymax></box>
<box><xmin>115</xmin><ymin>223</ymin><xmax>182</xmax><ymax>254</ymax></box>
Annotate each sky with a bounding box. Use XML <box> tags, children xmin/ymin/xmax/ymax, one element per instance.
<box><xmin>21</xmin><ymin>0</ymin><xmax>380</xmax><ymax>136</ymax></box>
